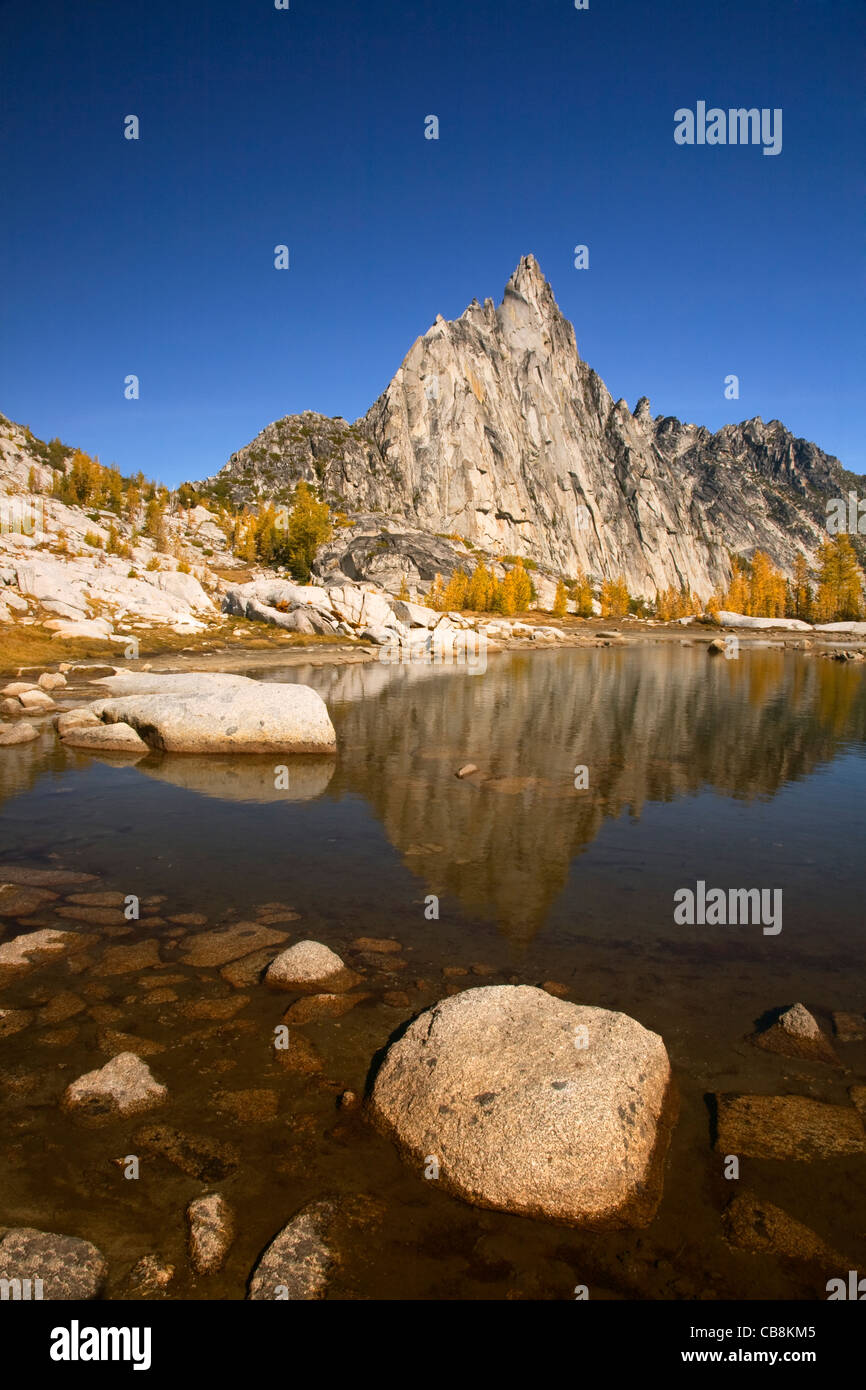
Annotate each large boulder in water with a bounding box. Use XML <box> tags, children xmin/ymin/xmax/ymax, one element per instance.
<box><xmin>367</xmin><ymin>985</ymin><xmax>675</xmax><ymax>1228</ymax></box>
<box><xmin>86</xmin><ymin>671</ymin><xmax>337</xmax><ymax>754</ymax></box>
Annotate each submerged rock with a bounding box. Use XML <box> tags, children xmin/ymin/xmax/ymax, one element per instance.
<box><xmin>282</xmin><ymin>992</ymin><xmax>368</xmax><ymax>1023</ymax></box>
<box><xmin>751</xmin><ymin>1003</ymin><xmax>839</xmax><ymax>1065</ymax></box>
<box><xmin>0</xmin><ymin>1007</ymin><xmax>33</xmax><ymax>1038</ymax></box>
<box><xmin>133</xmin><ymin>1124</ymin><xmax>240</xmax><ymax>1181</ymax></box>
<box><xmin>180</xmin><ymin>922</ymin><xmax>289</xmax><ymax>967</ymax></box>
<box><xmin>833</xmin><ymin>1011</ymin><xmax>866</xmax><ymax>1043</ymax></box>
<box><xmin>95</xmin><ymin>940</ymin><xmax>163</xmax><ymax>975</ymax></box>
<box><xmin>273</xmin><ymin>1030</ymin><xmax>323</xmax><ymax>1074</ymax></box>
<box><xmin>96</xmin><ymin>1028</ymin><xmax>165</xmax><ymax>1058</ymax></box>
<box><xmin>721</xmin><ymin>1192</ymin><xmax>847</xmax><ymax>1266</ymax></box>
<box><xmin>850</xmin><ymin>1086</ymin><xmax>866</xmax><ymax>1124</ymax></box>
<box><xmin>247</xmin><ymin>1200</ymin><xmax>336</xmax><ymax>1300</ymax></box>
<box><xmin>62</xmin><ymin>1051</ymin><xmax>167</xmax><ymax>1123</ymax></box>
<box><xmin>220</xmin><ymin>947</ymin><xmax>281</xmax><ymax>988</ymax></box>
<box><xmin>0</xmin><ymin>1227</ymin><xmax>107</xmax><ymax>1300</ymax></box>
<box><xmin>350</xmin><ymin>937</ymin><xmax>402</xmax><ymax>954</ymax></box>
<box><xmin>124</xmin><ymin>1254</ymin><xmax>175</xmax><ymax>1297</ymax></box>
<box><xmin>0</xmin><ymin>865</ymin><xmax>97</xmax><ymax>888</ymax></box>
<box><xmin>0</xmin><ymin>929</ymin><xmax>93</xmax><ymax>984</ymax></box>
<box><xmin>0</xmin><ymin>884</ymin><xmax>58</xmax><ymax>916</ymax></box>
<box><xmin>368</xmin><ymin>985</ymin><xmax>675</xmax><ymax>1227</ymax></box>
<box><xmin>714</xmin><ymin>1093</ymin><xmax>866</xmax><ymax>1160</ymax></box>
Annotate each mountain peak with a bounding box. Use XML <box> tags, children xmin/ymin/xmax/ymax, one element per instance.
<box><xmin>497</xmin><ymin>254</ymin><xmax>566</xmax><ymax>352</ymax></box>
<box><xmin>508</xmin><ymin>253</ymin><xmax>546</xmax><ymax>291</ymax></box>
<box><xmin>502</xmin><ymin>254</ymin><xmax>553</xmax><ymax>313</ymax></box>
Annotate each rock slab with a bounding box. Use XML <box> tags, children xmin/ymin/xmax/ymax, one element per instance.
<box><xmin>88</xmin><ymin>672</ymin><xmax>336</xmax><ymax>754</ymax></box>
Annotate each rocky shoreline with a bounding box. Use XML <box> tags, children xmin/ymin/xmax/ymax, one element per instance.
<box><xmin>1</xmin><ymin>857</ymin><xmax>863</xmax><ymax>1301</ymax></box>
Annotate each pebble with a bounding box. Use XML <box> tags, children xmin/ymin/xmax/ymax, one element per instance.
<box><xmin>188</xmin><ymin>1193</ymin><xmax>235</xmax><ymax>1275</ymax></box>
<box><xmin>125</xmin><ymin>1254</ymin><xmax>175</xmax><ymax>1297</ymax></box>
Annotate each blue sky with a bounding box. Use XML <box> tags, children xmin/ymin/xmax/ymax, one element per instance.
<box><xmin>0</xmin><ymin>0</ymin><xmax>862</xmax><ymax>486</ymax></box>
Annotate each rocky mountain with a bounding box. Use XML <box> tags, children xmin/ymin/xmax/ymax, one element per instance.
<box><xmin>198</xmin><ymin>256</ymin><xmax>856</xmax><ymax>600</ymax></box>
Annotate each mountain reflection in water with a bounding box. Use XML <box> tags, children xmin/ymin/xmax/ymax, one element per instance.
<box><xmin>1</xmin><ymin>646</ymin><xmax>863</xmax><ymax>945</ymax></box>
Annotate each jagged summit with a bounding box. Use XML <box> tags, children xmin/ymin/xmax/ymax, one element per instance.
<box><xmin>198</xmin><ymin>259</ymin><xmax>850</xmax><ymax>599</ymax></box>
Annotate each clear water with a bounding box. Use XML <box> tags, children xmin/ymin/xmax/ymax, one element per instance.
<box><xmin>1</xmin><ymin>645</ymin><xmax>864</xmax><ymax>1299</ymax></box>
